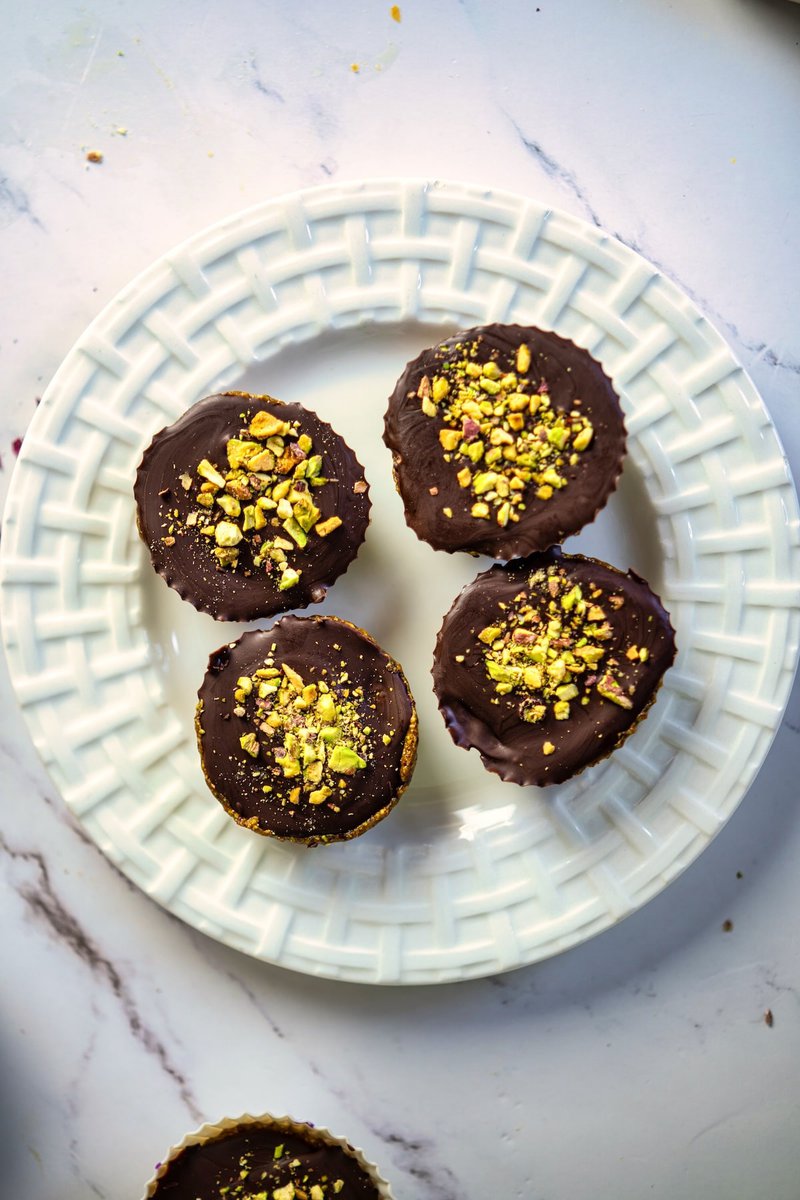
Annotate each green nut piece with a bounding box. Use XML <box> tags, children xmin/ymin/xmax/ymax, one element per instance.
<box><xmin>215</xmin><ymin>521</ymin><xmax>242</xmax><ymax>546</ymax></box>
<box><xmin>216</xmin><ymin>493</ymin><xmax>241</xmax><ymax>517</ymax></box>
<box><xmin>282</xmin><ymin>516</ymin><xmax>308</xmax><ymax>548</ymax></box>
<box><xmin>315</xmin><ymin>516</ymin><xmax>342</xmax><ymax>537</ymax></box>
<box><xmin>473</xmin><ymin>471</ymin><xmax>499</xmax><ymax>495</ymax></box>
<box><xmin>328</xmin><ymin>743</ymin><xmax>367</xmax><ymax>774</ymax></box>
<box><xmin>547</xmin><ymin>425</ymin><xmax>570</xmax><ymax>450</ymax></box>
<box><xmin>478</xmin><ymin>625</ymin><xmax>501</xmax><ymax>644</ymax></box>
<box><xmin>249</xmin><ymin>410</ymin><xmax>290</xmax><ymax>439</ymax></box>
<box><xmin>239</xmin><ymin>732</ymin><xmax>260</xmax><ymax>757</ymax></box>
<box><xmin>293</xmin><ymin>495</ymin><xmax>321</xmax><ymax>532</ymax></box>
<box><xmin>316</xmin><ymin>693</ymin><xmax>338</xmax><ymax>724</ymax></box>
<box><xmin>196</xmin><ymin>459</ymin><xmax>226</xmax><ymax>488</ymax></box>
<box><xmin>278</xmin><ymin>567</ymin><xmax>301</xmax><ymax>590</ymax></box>
<box><xmin>573</xmin><ymin>424</ymin><xmax>594</xmax><ymax>452</ymax></box>
<box><xmin>226</xmin><ymin>438</ymin><xmax>263</xmax><ymax>469</ymax></box>
<box><xmin>486</xmin><ymin>660</ymin><xmax>522</xmax><ymax>686</ymax></box>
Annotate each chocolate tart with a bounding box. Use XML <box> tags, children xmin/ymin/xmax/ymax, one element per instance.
<box><xmin>383</xmin><ymin>324</ymin><xmax>626</xmax><ymax>559</ymax></box>
<box><xmin>432</xmin><ymin>548</ymin><xmax>676</xmax><ymax>786</ymax></box>
<box><xmin>196</xmin><ymin>615</ymin><xmax>418</xmax><ymax>844</ymax></box>
<box><xmin>135</xmin><ymin>391</ymin><xmax>371</xmax><ymax>621</ymax></box>
<box><xmin>142</xmin><ymin>1113</ymin><xmax>392</xmax><ymax>1199</ymax></box>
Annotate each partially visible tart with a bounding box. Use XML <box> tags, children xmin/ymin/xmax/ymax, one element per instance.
<box><xmin>142</xmin><ymin>1113</ymin><xmax>392</xmax><ymax>1199</ymax></box>
<box><xmin>196</xmin><ymin>615</ymin><xmax>418</xmax><ymax>844</ymax></box>
<box><xmin>383</xmin><ymin>324</ymin><xmax>626</xmax><ymax>559</ymax></box>
<box><xmin>134</xmin><ymin>391</ymin><xmax>371</xmax><ymax>621</ymax></box>
<box><xmin>432</xmin><ymin>548</ymin><xmax>676</xmax><ymax>786</ymax></box>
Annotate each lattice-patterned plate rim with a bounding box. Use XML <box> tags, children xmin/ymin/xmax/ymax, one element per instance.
<box><xmin>2</xmin><ymin>179</ymin><xmax>799</xmax><ymax>984</ymax></box>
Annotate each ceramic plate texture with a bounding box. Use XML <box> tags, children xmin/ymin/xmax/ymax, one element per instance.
<box><xmin>2</xmin><ymin>179</ymin><xmax>798</xmax><ymax>984</ymax></box>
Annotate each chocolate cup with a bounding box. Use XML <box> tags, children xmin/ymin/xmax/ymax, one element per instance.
<box><xmin>134</xmin><ymin>391</ymin><xmax>371</xmax><ymax>621</ymax></box>
<box><xmin>432</xmin><ymin>548</ymin><xmax>676</xmax><ymax>787</ymax></box>
<box><xmin>196</xmin><ymin>615</ymin><xmax>418</xmax><ymax>845</ymax></box>
<box><xmin>141</xmin><ymin>1113</ymin><xmax>393</xmax><ymax>1199</ymax></box>
<box><xmin>383</xmin><ymin>324</ymin><xmax>626</xmax><ymax>559</ymax></box>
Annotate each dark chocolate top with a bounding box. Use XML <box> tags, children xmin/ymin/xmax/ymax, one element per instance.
<box><xmin>135</xmin><ymin>392</ymin><xmax>371</xmax><ymax>621</ymax></box>
<box><xmin>432</xmin><ymin>549</ymin><xmax>676</xmax><ymax>786</ymax></box>
<box><xmin>150</xmin><ymin>1122</ymin><xmax>381</xmax><ymax>1199</ymax></box>
<box><xmin>383</xmin><ymin>324</ymin><xmax>626</xmax><ymax>559</ymax></box>
<box><xmin>196</xmin><ymin>615</ymin><xmax>418</xmax><ymax>843</ymax></box>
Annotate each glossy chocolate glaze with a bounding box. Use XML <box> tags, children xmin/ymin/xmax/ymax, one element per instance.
<box><xmin>150</xmin><ymin>1123</ymin><xmax>381</xmax><ymax>1198</ymax></box>
<box><xmin>135</xmin><ymin>392</ymin><xmax>371</xmax><ymax>621</ymax></box>
<box><xmin>383</xmin><ymin>324</ymin><xmax>626</xmax><ymax>559</ymax></box>
<box><xmin>432</xmin><ymin>549</ymin><xmax>676</xmax><ymax>786</ymax></box>
<box><xmin>196</xmin><ymin>615</ymin><xmax>418</xmax><ymax>844</ymax></box>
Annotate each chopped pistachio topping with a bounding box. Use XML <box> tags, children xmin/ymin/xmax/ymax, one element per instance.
<box><xmin>162</xmin><ymin>407</ymin><xmax>358</xmax><ymax>590</ymax></box>
<box><xmin>473</xmin><ymin>566</ymin><xmax>641</xmax><ymax>738</ymax></box>
<box><xmin>419</xmin><ymin>338</ymin><xmax>595</xmax><ymax>525</ymax></box>
<box><xmin>231</xmin><ymin>657</ymin><xmax>374</xmax><ymax>809</ymax></box>
<box><xmin>218</xmin><ymin>1143</ymin><xmax>352</xmax><ymax>1200</ymax></box>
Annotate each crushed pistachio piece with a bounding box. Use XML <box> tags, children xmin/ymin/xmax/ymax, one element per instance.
<box><xmin>239</xmin><ymin>732</ymin><xmax>260</xmax><ymax>757</ymax></box>
<box><xmin>432</xmin><ymin>376</ymin><xmax>450</xmax><ymax>402</ymax></box>
<box><xmin>215</xmin><ymin>520</ymin><xmax>242</xmax><ymax>547</ymax></box>
<box><xmin>478</xmin><ymin>625</ymin><xmax>501</xmax><ymax>644</ymax></box>
<box><xmin>596</xmin><ymin>673</ymin><xmax>633</xmax><ymax>708</ymax></box>
<box><xmin>315</xmin><ymin>516</ymin><xmax>342</xmax><ymax>537</ymax></box>
<box><xmin>278</xmin><ymin>567</ymin><xmax>301</xmax><ymax>590</ymax></box>
<box><xmin>196</xmin><ymin>458</ymin><xmax>226</xmax><ymax>488</ymax></box>
<box><xmin>216</xmin><ymin>493</ymin><xmax>241</xmax><ymax>517</ymax></box>
<box><xmin>249</xmin><ymin>409</ymin><xmax>290</xmax><ymax>438</ymax></box>
<box><xmin>328</xmin><ymin>743</ymin><xmax>367</xmax><ymax>774</ymax></box>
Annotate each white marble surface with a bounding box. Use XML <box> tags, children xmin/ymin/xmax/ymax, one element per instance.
<box><xmin>1</xmin><ymin>1</ymin><xmax>799</xmax><ymax>1197</ymax></box>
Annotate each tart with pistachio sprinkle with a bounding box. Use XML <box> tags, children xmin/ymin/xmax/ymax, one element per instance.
<box><xmin>383</xmin><ymin>324</ymin><xmax>626</xmax><ymax>558</ymax></box>
<box><xmin>196</xmin><ymin>616</ymin><xmax>418</xmax><ymax>844</ymax></box>
<box><xmin>432</xmin><ymin>548</ymin><xmax>676</xmax><ymax>786</ymax></box>
<box><xmin>134</xmin><ymin>392</ymin><xmax>371</xmax><ymax>621</ymax></box>
<box><xmin>143</xmin><ymin>1114</ymin><xmax>391</xmax><ymax>1199</ymax></box>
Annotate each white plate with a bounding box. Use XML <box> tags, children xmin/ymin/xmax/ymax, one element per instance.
<box><xmin>2</xmin><ymin>179</ymin><xmax>799</xmax><ymax>985</ymax></box>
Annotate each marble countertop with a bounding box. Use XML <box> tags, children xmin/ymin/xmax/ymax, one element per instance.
<box><xmin>2</xmin><ymin>2</ymin><xmax>799</xmax><ymax>1197</ymax></box>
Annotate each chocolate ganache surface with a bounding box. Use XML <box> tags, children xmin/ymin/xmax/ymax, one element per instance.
<box><xmin>149</xmin><ymin>1122</ymin><xmax>382</xmax><ymax>1199</ymax></box>
<box><xmin>433</xmin><ymin>549</ymin><xmax>676</xmax><ymax>786</ymax></box>
<box><xmin>383</xmin><ymin>324</ymin><xmax>626</xmax><ymax>559</ymax></box>
<box><xmin>135</xmin><ymin>392</ymin><xmax>371</xmax><ymax>621</ymax></box>
<box><xmin>196</xmin><ymin>615</ymin><xmax>418</xmax><ymax>844</ymax></box>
